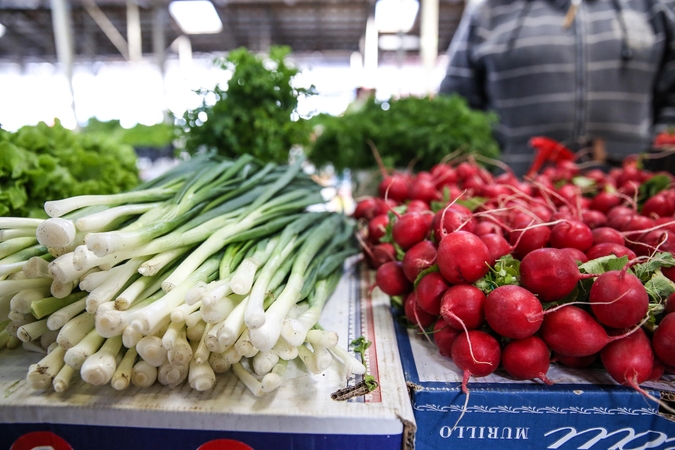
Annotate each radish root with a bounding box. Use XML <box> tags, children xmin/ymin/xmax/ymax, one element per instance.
<box><xmin>446</xmin><ymin>311</ymin><xmax>491</xmax><ymax>367</ymax></box>
<box><xmin>451</xmin><ymin>387</ymin><xmax>471</xmax><ymax>431</ymax></box>
<box><xmin>628</xmin><ymin>372</ymin><xmax>675</xmax><ymax>415</ymax></box>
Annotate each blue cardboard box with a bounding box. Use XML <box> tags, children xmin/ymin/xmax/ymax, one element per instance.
<box><xmin>0</xmin><ymin>262</ymin><xmax>415</xmax><ymax>450</ymax></box>
<box><xmin>391</xmin><ymin>289</ymin><xmax>675</xmax><ymax>450</ymax></box>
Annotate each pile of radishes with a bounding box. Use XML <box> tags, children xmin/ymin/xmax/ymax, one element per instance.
<box><xmin>355</xmin><ymin>155</ymin><xmax>675</xmax><ymax>402</ymax></box>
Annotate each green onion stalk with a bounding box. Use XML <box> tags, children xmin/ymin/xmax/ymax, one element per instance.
<box><xmin>0</xmin><ymin>153</ymin><xmax>363</xmax><ymax>397</ymax></box>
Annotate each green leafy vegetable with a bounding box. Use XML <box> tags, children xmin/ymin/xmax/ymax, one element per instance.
<box><xmin>176</xmin><ymin>46</ymin><xmax>315</xmax><ymax>164</ymax></box>
<box><xmin>475</xmin><ymin>255</ymin><xmax>520</xmax><ymax>294</ymax></box>
<box><xmin>638</xmin><ymin>174</ymin><xmax>671</xmax><ymax>208</ymax></box>
<box><xmin>0</xmin><ymin>120</ymin><xmax>140</xmax><ymax>218</ymax></box>
<box><xmin>308</xmin><ymin>94</ymin><xmax>500</xmax><ymax>172</ymax></box>
<box><xmin>578</xmin><ymin>255</ymin><xmax>629</xmax><ymax>277</ymax></box>
<box><xmin>81</xmin><ymin>118</ymin><xmax>174</xmax><ymax>149</ymax></box>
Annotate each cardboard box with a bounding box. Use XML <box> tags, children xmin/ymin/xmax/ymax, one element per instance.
<box><xmin>390</xmin><ymin>289</ymin><xmax>675</xmax><ymax>450</ymax></box>
<box><xmin>0</xmin><ymin>261</ymin><xmax>415</xmax><ymax>450</ymax></box>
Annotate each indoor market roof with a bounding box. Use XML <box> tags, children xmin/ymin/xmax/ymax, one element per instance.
<box><xmin>0</xmin><ymin>0</ymin><xmax>465</xmax><ymax>63</ymax></box>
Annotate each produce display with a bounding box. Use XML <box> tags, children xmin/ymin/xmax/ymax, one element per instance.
<box><xmin>176</xmin><ymin>46</ymin><xmax>314</xmax><ymax>165</ymax></box>
<box><xmin>308</xmin><ymin>94</ymin><xmax>500</xmax><ymax>173</ymax></box>
<box><xmin>356</xmin><ymin>143</ymin><xmax>675</xmax><ymax>410</ymax></box>
<box><xmin>0</xmin><ymin>120</ymin><xmax>140</xmax><ymax>218</ymax></box>
<box><xmin>0</xmin><ymin>153</ymin><xmax>365</xmax><ymax>396</ymax></box>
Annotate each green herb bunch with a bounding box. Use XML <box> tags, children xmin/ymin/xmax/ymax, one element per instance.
<box><xmin>0</xmin><ymin>120</ymin><xmax>139</xmax><ymax>218</ymax></box>
<box><xmin>176</xmin><ymin>46</ymin><xmax>315</xmax><ymax>164</ymax></box>
<box><xmin>308</xmin><ymin>94</ymin><xmax>500</xmax><ymax>172</ymax></box>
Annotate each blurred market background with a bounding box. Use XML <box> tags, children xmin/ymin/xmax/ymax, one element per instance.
<box><xmin>0</xmin><ymin>0</ymin><xmax>462</xmax><ymax>131</ymax></box>
<box><xmin>1</xmin><ymin>0</ymin><xmax>509</xmax><ymax>217</ymax></box>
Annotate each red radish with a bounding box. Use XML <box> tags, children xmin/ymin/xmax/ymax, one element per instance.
<box><xmin>654</xmin><ymin>216</ymin><xmax>675</xmax><ymax>234</ymax></box>
<box><xmin>371</xmin><ymin>243</ymin><xmax>396</xmax><ymax>268</ymax></box>
<box><xmin>652</xmin><ymin>312</ymin><xmax>675</xmax><ymax>366</ymax></box>
<box><xmin>605</xmin><ymin>205</ymin><xmax>634</xmax><ymax>227</ymax></box>
<box><xmin>631</xmin><ymin>229</ymin><xmax>675</xmax><ymax>257</ymax></box>
<box><xmin>607</xmin><ymin>205</ymin><xmax>635</xmax><ymax>221</ymax></box>
<box><xmin>589</xmin><ymin>269</ymin><xmax>649</xmax><ymax>329</ymax></box>
<box><xmin>519</xmin><ymin>248</ymin><xmax>594</xmax><ymax>302</ymax></box>
<box><xmin>549</xmin><ymin>220</ymin><xmax>594</xmax><ymax>252</ymax></box>
<box><xmin>649</xmin><ymin>358</ymin><xmax>666</xmax><ymax>382</ymax></box>
<box><xmin>540</xmin><ymin>305</ymin><xmax>614</xmax><ymax>357</ymax></box>
<box><xmin>404</xmin><ymin>292</ymin><xmax>437</xmax><ymax>329</ymax></box>
<box><xmin>606</xmin><ymin>206</ymin><xmax>636</xmax><ymax>231</ymax></box>
<box><xmin>665</xmin><ymin>293</ymin><xmax>675</xmax><ymax>315</ymax></box>
<box><xmin>373</xmin><ymin>198</ymin><xmax>399</xmax><ymax>217</ymax></box>
<box><xmin>431</xmin><ymin>206</ymin><xmax>475</xmax><ymax>242</ymax></box>
<box><xmin>375</xmin><ymin>261</ymin><xmax>412</xmax><ymax>297</ymax></box>
<box><xmin>608</xmin><ymin>214</ymin><xmax>637</xmax><ymax>233</ymax></box>
<box><xmin>461</xmin><ymin>176</ymin><xmax>485</xmax><ymax>194</ymax></box>
<box><xmin>551</xmin><ymin>207</ymin><xmax>575</xmax><ymax>222</ymax></box>
<box><xmin>480</xmin><ymin>183</ymin><xmax>512</xmax><ymax>199</ymax></box>
<box><xmin>590</xmin><ymin>191</ymin><xmax>622</xmax><ymax>214</ymax></box>
<box><xmin>415</xmin><ymin>272</ymin><xmax>450</xmax><ymax>316</ymax></box>
<box><xmin>508</xmin><ymin>210</ymin><xmax>536</xmax><ymax>227</ymax></box>
<box><xmin>409</xmin><ymin>177</ymin><xmax>441</xmax><ymax>203</ymax></box>
<box><xmin>529</xmin><ymin>201</ymin><xmax>554</xmax><ymax>223</ymax></box>
<box><xmin>479</xmin><ymin>233</ymin><xmax>512</xmax><ymax>266</ymax></box>
<box><xmin>439</xmin><ymin>285</ymin><xmax>486</xmax><ymax>331</ymax></box>
<box><xmin>444</xmin><ymin>202</ymin><xmax>473</xmax><ymax>217</ymax></box>
<box><xmin>437</xmin><ymin>231</ymin><xmax>491</xmax><ymax>285</ymax></box>
<box><xmin>642</xmin><ymin>192</ymin><xmax>675</xmax><ymax>218</ymax></box>
<box><xmin>501</xmin><ymin>336</ymin><xmax>554</xmax><ymax>385</ymax></box>
<box><xmin>474</xmin><ymin>220</ymin><xmax>504</xmax><ymax>236</ymax></box>
<box><xmin>584</xmin><ymin>168</ymin><xmax>607</xmax><ymax>185</ymax></box>
<box><xmin>530</xmin><ymin>173</ymin><xmax>555</xmax><ymax>197</ymax></box>
<box><xmin>353</xmin><ymin>197</ymin><xmax>379</xmax><ymax>221</ymax></box>
<box><xmin>508</xmin><ymin>220</ymin><xmax>551</xmax><ymax>260</ymax></box>
<box><xmin>555</xmin><ymin>183</ymin><xmax>582</xmax><ymax>208</ymax></box>
<box><xmin>433</xmin><ymin>317</ymin><xmax>462</xmax><ymax>358</ymax></box>
<box><xmin>361</xmin><ymin>241</ymin><xmax>395</xmax><ymax>269</ymax></box>
<box><xmin>431</xmin><ymin>163</ymin><xmax>457</xmax><ymax>189</ymax></box>
<box><xmin>661</xmin><ymin>265</ymin><xmax>675</xmax><ymax>283</ymax></box>
<box><xmin>406</xmin><ymin>199</ymin><xmax>430</xmax><ymax>213</ymax></box>
<box><xmin>620</xmin><ymin>181</ymin><xmax>641</xmax><ymax>197</ymax></box>
<box><xmin>600</xmin><ymin>327</ymin><xmax>654</xmax><ymax>388</ymax></box>
<box><xmin>392</xmin><ymin>211</ymin><xmax>431</xmax><ymax>250</ymax></box>
<box><xmin>485</xmin><ymin>285</ymin><xmax>543</xmax><ymax>339</ymax></box>
<box><xmin>623</xmin><ymin>215</ymin><xmax>656</xmax><ymax>235</ymax></box>
<box><xmin>591</xmin><ymin>227</ymin><xmax>625</xmax><ymax>245</ymax></box>
<box><xmin>401</xmin><ymin>240</ymin><xmax>436</xmax><ymax>283</ymax></box>
<box><xmin>585</xmin><ymin>243</ymin><xmax>636</xmax><ymax>260</ymax></box>
<box><xmin>450</xmin><ymin>330</ymin><xmax>502</xmax><ymax>393</ymax></box>
<box><xmin>553</xmin><ymin>352</ymin><xmax>598</xmax><ymax>369</ymax></box>
<box><xmin>456</xmin><ymin>162</ymin><xmax>480</xmax><ymax>183</ymax></box>
<box><xmin>559</xmin><ymin>247</ymin><xmax>588</xmax><ymax>263</ymax></box>
<box><xmin>378</xmin><ymin>174</ymin><xmax>409</xmax><ymax>203</ymax></box>
<box><xmin>582</xmin><ymin>209</ymin><xmax>607</xmax><ymax>229</ymax></box>
<box><xmin>367</xmin><ymin>214</ymin><xmax>389</xmax><ymax>244</ymax></box>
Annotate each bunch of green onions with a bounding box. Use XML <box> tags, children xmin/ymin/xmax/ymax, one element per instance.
<box><xmin>0</xmin><ymin>154</ymin><xmax>364</xmax><ymax>395</ymax></box>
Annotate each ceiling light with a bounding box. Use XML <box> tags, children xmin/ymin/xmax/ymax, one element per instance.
<box><xmin>374</xmin><ymin>0</ymin><xmax>419</xmax><ymax>34</ymax></box>
<box><xmin>169</xmin><ymin>1</ymin><xmax>223</xmax><ymax>35</ymax></box>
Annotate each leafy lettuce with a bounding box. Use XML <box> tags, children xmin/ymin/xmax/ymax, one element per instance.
<box><xmin>0</xmin><ymin>120</ymin><xmax>140</xmax><ymax>218</ymax></box>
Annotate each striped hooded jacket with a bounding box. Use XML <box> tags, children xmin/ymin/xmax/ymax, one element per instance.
<box><xmin>439</xmin><ymin>0</ymin><xmax>675</xmax><ymax>175</ymax></box>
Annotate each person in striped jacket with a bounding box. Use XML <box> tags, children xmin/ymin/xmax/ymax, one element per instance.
<box><xmin>439</xmin><ymin>0</ymin><xmax>675</xmax><ymax>176</ymax></box>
